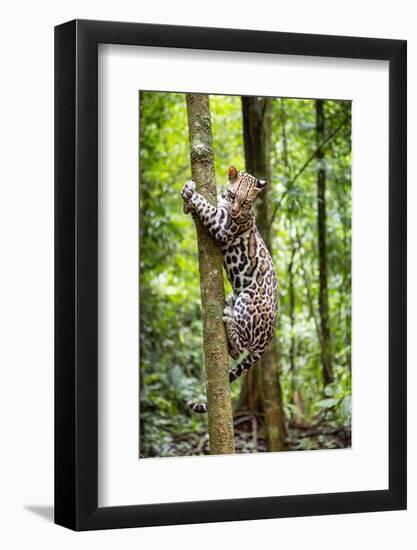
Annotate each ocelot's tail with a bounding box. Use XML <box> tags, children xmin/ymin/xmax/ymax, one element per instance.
<box><xmin>228</xmin><ymin>349</ymin><xmax>263</xmax><ymax>383</ymax></box>
<box><xmin>187</xmin><ymin>350</ymin><xmax>263</xmax><ymax>414</ymax></box>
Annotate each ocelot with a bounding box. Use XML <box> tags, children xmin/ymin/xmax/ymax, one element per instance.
<box><xmin>182</xmin><ymin>166</ymin><xmax>278</xmax><ymax>413</ymax></box>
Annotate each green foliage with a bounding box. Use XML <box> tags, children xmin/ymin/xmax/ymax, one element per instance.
<box><xmin>315</xmin><ymin>367</ymin><xmax>352</xmax><ymax>425</ymax></box>
<box><xmin>139</xmin><ymin>92</ymin><xmax>352</xmax><ymax>457</ymax></box>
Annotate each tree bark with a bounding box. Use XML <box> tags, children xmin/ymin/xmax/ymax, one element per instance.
<box><xmin>316</xmin><ymin>100</ymin><xmax>334</xmax><ymax>387</ymax></box>
<box><xmin>186</xmin><ymin>94</ymin><xmax>235</xmax><ymax>454</ymax></box>
<box><xmin>241</xmin><ymin>96</ymin><xmax>287</xmax><ymax>451</ymax></box>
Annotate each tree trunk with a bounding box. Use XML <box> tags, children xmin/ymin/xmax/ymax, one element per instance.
<box><xmin>316</xmin><ymin>100</ymin><xmax>334</xmax><ymax>387</ymax></box>
<box><xmin>186</xmin><ymin>94</ymin><xmax>235</xmax><ymax>455</ymax></box>
<box><xmin>280</xmin><ymin>99</ymin><xmax>304</xmax><ymax>424</ymax></box>
<box><xmin>241</xmin><ymin>96</ymin><xmax>287</xmax><ymax>451</ymax></box>
<box><xmin>288</xmin><ymin>243</ymin><xmax>304</xmax><ymax>424</ymax></box>
<box><xmin>236</xmin><ymin>367</ymin><xmax>263</xmax><ymax>415</ymax></box>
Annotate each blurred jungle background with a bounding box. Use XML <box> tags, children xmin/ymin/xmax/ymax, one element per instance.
<box><xmin>139</xmin><ymin>91</ymin><xmax>352</xmax><ymax>458</ymax></box>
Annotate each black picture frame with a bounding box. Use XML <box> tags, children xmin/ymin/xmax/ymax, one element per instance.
<box><xmin>55</xmin><ymin>19</ymin><xmax>407</xmax><ymax>531</ymax></box>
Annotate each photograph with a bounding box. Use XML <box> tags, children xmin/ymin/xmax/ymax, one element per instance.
<box><xmin>139</xmin><ymin>91</ymin><xmax>352</xmax><ymax>458</ymax></box>
<box><xmin>0</xmin><ymin>2</ymin><xmax>409</xmax><ymax>542</ymax></box>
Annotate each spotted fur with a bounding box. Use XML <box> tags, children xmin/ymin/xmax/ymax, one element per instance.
<box><xmin>182</xmin><ymin>166</ymin><xmax>278</xmax><ymax>413</ymax></box>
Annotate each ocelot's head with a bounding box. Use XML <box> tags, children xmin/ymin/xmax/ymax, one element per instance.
<box><xmin>225</xmin><ymin>166</ymin><xmax>267</xmax><ymax>220</ymax></box>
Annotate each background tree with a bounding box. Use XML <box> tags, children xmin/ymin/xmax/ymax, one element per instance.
<box><xmin>280</xmin><ymin>99</ymin><xmax>305</xmax><ymax>425</ymax></box>
<box><xmin>241</xmin><ymin>96</ymin><xmax>286</xmax><ymax>451</ymax></box>
<box><xmin>185</xmin><ymin>93</ymin><xmax>235</xmax><ymax>455</ymax></box>
<box><xmin>316</xmin><ymin>99</ymin><xmax>333</xmax><ymax>388</ymax></box>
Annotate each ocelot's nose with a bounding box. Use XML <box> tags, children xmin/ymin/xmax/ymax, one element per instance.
<box><xmin>230</xmin><ymin>205</ymin><xmax>239</xmax><ymax>217</ymax></box>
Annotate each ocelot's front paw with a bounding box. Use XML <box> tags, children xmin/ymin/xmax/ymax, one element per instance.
<box><xmin>182</xmin><ymin>180</ymin><xmax>196</xmax><ymax>201</ymax></box>
<box><xmin>182</xmin><ymin>180</ymin><xmax>196</xmax><ymax>214</ymax></box>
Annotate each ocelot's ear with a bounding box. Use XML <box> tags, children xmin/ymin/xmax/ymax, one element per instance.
<box><xmin>228</xmin><ymin>166</ymin><xmax>238</xmax><ymax>182</ymax></box>
<box><xmin>255</xmin><ymin>179</ymin><xmax>268</xmax><ymax>191</ymax></box>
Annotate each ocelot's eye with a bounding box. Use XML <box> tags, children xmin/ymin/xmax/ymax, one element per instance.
<box><xmin>227</xmin><ymin>190</ymin><xmax>235</xmax><ymax>200</ymax></box>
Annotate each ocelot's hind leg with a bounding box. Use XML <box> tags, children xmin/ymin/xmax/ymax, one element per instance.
<box><xmin>225</xmin><ymin>293</ymin><xmax>235</xmax><ymax>308</ymax></box>
<box><xmin>223</xmin><ymin>303</ymin><xmax>246</xmax><ymax>360</ymax></box>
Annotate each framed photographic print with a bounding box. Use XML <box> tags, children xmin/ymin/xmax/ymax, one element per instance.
<box><xmin>55</xmin><ymin>19</ymin><xmax>406</xmax><ymax>530</ymax></box>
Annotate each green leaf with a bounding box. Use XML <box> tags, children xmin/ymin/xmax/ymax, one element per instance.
<box><xmin>316</xmin><ymin>397</ymin><xmax>339</xmax><ymax>409</ymax></box>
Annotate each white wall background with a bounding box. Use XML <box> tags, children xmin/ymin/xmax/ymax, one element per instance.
<box><xmin>0</xmin><ymin>0</ymin><xmax>414</xmax><ymax>547</ymax></box>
